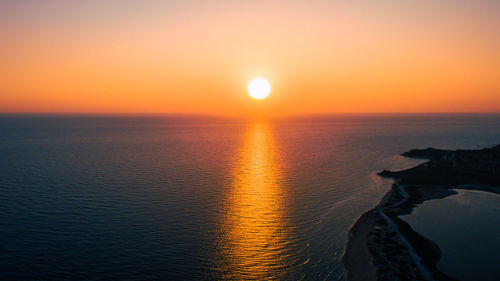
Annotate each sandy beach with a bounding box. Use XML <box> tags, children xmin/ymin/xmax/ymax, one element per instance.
<box><xmin>343</xmin><ymin>144</ymin><xmax>500</xmax><ymax>281</ymax></box>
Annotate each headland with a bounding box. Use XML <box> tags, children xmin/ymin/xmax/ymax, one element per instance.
<box><xmin>343</xmin><ymin>144</ymin><xmax>500</xmax><ymax>281</ymax></box>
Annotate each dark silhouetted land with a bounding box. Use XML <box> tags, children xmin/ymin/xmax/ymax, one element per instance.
<box><xmin>344</xmin><ymin>144</ymin><xmax>500</xmax><ymax>281</ymax></box>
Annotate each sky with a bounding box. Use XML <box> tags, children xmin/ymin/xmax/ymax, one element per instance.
<box><xmin>1</xmin><ymin>0</ymin><xmax>499</xmax><ymax>116</ymax></box>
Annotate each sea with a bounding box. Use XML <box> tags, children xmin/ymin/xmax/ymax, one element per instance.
<box><xmin>1</xmin><ymin>113</ymin><xmax>499</xmax><ymax>280</ymax></box>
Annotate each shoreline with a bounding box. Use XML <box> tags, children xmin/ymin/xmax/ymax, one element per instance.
<box><xmin>343</xmin><ymin>144</ymin><xmax>500</xmax><ymax>281</ymax></box>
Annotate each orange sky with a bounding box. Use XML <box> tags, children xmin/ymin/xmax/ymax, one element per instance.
<box><xmin>1</xmin><ymin>1</ymin><xmax>499</xmax><ymax>116</ymax></box>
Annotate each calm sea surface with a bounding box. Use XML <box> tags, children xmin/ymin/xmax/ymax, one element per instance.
<box><xmin>1</xmin><ymin>114</ymin><xmax>499</xmax><ymax>280</ymax></box>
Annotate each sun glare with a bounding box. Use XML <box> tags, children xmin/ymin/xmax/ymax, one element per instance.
<box><xmin>248</xmin><ymin>78</ymin><xmax>271</xmax><ymax>100</ymax></box>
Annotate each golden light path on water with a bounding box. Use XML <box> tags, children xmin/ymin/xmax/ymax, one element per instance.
<box><xmin>216</xmin><ymin>123</ymin><xmax>291</xmax><ymax>280</ymax></box>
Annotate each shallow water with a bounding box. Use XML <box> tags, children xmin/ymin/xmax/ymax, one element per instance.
<box><xmin>401</xmin><ymin>189</ymin><xmax>500</xmax><ymax>281</ymax></box>
<box><xmin>1</xmin><ymin>114</ymin><xmax>499</xmax><ymax>280</ymax></box>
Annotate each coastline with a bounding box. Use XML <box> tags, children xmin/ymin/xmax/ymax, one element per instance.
<box><xmin>343</xmin><ymin>144</ymin><xmax>500</xmax><ymax>281</ymax></box>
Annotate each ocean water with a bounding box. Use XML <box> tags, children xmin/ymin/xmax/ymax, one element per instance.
<box><xmin>1</xmin><ymin>114</ymin><xmax>499</xmax><ymax>280</ymax></box>
<box><xmin>402</xmin><ymin>189</ymin><xmax>500</xmax><ymax>281</ymax></box>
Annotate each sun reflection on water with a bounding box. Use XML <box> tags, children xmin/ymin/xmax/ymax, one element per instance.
<box><xmin>216</xmin><ymin>123</ymin><xmax>290</xmax><ymax>280</ymax></box>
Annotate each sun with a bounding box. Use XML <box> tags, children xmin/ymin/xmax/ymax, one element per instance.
<box><xmin>248</xmin><ymin>78</ymin><xmax>271</xmax><ymax>100</ymax></box>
